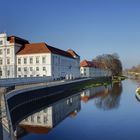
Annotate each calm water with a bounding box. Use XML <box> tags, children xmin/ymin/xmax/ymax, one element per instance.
<box><xmin>17</xmin><ymin>79</ymin><xmax>140</xmax><ymax>140</ymax></box>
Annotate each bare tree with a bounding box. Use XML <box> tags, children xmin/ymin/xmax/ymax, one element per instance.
<box><xmin>93</xmin><ymin>53</ymin><xmax>122</xmax><ymax>76</ymax></box>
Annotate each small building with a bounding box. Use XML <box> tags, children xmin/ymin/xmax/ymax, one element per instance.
<box><xmin>80</xmin><ymin>60</ymin><xmax>112</xmax><ymax>78</ymax></box>
<box><xmin>0</xmin><ymin>33</ymin><xmax>80</xmax><ymax>79</ymax></box>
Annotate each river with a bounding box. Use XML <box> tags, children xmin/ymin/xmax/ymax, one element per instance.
<box><xmin>1</xmin><ymin>79</ymin><xmax>140</xmax><ymax>140</ymax></box>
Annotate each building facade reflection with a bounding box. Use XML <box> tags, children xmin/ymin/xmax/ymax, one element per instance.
<box><xmin>18</xmin><ymin>94</ymin><xmax>81</xmax><ymax>136</ymax></box>
<box><xmin>81</xmin><ymin>85</ymin><xmax>112</xmax><ymax>103</ymax></box>
<box><xmin>81</xmin><ymin>83</ymin><xmax>122</xmax><ymax>110</ymax></box>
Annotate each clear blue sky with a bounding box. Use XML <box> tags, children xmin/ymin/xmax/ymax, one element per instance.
<box><xmin>0</xmin><ymin>0</ymin><xmax>140</xmax><ymax>69</ymax></box>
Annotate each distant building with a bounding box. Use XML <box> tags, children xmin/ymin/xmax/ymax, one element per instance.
<box><xmin>80</xmin><ymin>60</ymin><xmax>112</xmax><ymax>78</ymax></box>
<box><xmin>0</xmin><ymin>33</ymin><xmax>80</xmax><ymax>79</ymax></box>
<box><xmin>19</xmin><ymin>94</ymin><xmax>81</xmax><ymax>134</ymax></box>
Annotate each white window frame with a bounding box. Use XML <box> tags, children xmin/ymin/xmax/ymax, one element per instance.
<box><xmin>24</xmin><ymin>58</ymin><xmax>27</xmax><ymax>64</ymax></box>
<box><xmin>36</xmin><ymin>57</ymin><xmax>39</xmax><ymax>64</ymax></box>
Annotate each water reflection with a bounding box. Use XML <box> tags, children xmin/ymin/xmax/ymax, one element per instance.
<box><xmin>17</xmin><ymin>94</ymin><xmax>81</xmax><ymax>138</ymax></box>
<box><xmin>81</xmin><ymin>83</ymin><xmax>123</xmax><ymax>110</ymax></box>
<box><xmin>14</xmin><ymin>82</ymin><xmax>123</xmax><ymax>139</ymax></box>
<box><xmin>94</xmin><ymin>83</ymin><xmax>122</xmax><ymax>110</ymax></box>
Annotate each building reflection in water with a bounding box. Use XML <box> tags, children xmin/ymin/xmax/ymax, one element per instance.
<box><xmin>81</xmin><ymin>83</ymin><xmax>123</xmax><ymax>110</ymax></box>
<box><xmin>16</xmin><ymin>83</ymin><xmax>122</xmax><ymax>138</ymax></box>
<box><xmin>17</xmin><ymin>94</ymin><xmax>81</xmax><ymax>136</ymax></box>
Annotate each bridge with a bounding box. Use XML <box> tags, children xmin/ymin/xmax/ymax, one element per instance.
<box><xmin>0</xmin><ymin>76</ymin><xmax>112</xmax><ymax>140</ymax></box>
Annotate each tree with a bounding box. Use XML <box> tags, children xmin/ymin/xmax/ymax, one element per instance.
<box><xmin>93</xmin><ymin>53</ymin><xmax>122</xmax><ymax>76</ymax></box>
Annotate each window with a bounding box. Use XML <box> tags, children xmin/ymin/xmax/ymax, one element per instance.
<box><xmin>7</xmin><ymin>58</ymin><xmax>10</xmax><ymax>64</ymax></box>
<box><xmin>36</xmin><ymin>57</ymin><xmax>39</xmax><ymax>64</ymax></box>
<box><xmin>30</xmin><ymin>67</ymin><xmax>33</xmax><ymax>71</ymax></box>
<box><xmin>37</xmin><ymin>116</ymin><xmax>41</xmax><ymax>123</ymax></box>
<box><xmin>24</xmin><ymin>58</ymin><xmax>27</xmax><ymax>64</ymax></box>
<box><xmin>43</xmin><ymin>67</ymin><xmax>46</xmax><ymax>71</ymax></box>
<box><xmin>7</xmin><ymin>49</ymin><xmax>10</xmax><ymax>54</ymax></box>
<box><xmin>24</xmin><ymin>117</ymin><xmax>28</xmax><ymax>122</ymax></box>
<box><xmin>30</xmin><ymin>57</ymin><xmax>33</xmax><ymax>64</ymax></box>
<box><xmin>44</xmin><ymin>116</ymin><xmax>48</xmax><ymax>123</ymax></box>
<box><xmin>42</xmin><ymin>57</ymin><xmax>46</xmax><ymax>64</ymax></box>
<box><xmin>31</xmin><ymin>115</ymin><xmax>34</xmax><ymax>123</ymax></box>
<box><xmin>18</xmin><ymin>75</ymin><xmax>21</xmax><ymax>77</ymax></box>
<box><xmin>67</xmin><ymin>99</ymin><xmax>69</xmax><ymax>105</ymax></box>
<box><xmin>24</xmin><ymin>75</ymin><xmax>27</xmax><ymax>77</ymax></box>
<box><xmin>36</xmin><ymin>67</ymin><xmax>39</xmax><ymax>71</ymax></box>
<box><xmin>18</xmin><ymin>67</ymin><xmax>21</xmax><ymax>71</ymax></box>
<box><xmin>36</xmin><ymin>75</ymin><xmax>40</xmax><ymax>77</ymax></box>
<box><xmin>18</xmin><ymin>58</ymin><xmax>21</xmax><ymax>64</ymax></box>
<box><xmin>0</xmin><ymin>58</ymin><xmax>2</xmax><ymax>65</ymax></box>
<box><xmin>0</xmin><ymin>40</ymin><xmax>3</xmax><ymax>45</ymax></box>
<box><xmin>70</xmin><ymin>98</ymin><xmax>73</xmax><ymax>103</ymax></box>
<box><xmin>0</xmin><ymin>49</ymin><xmax>2</xmax><ymax>55</ymax></box>
<box><xmin>24</xmin><ymin>67</ymin><xmax>27</xmax><ymax>71</ymax></box>
<box><xmin>30</xmin><ymin>75</ymin><xmax>33</xmax><ymax>77</ymax></box>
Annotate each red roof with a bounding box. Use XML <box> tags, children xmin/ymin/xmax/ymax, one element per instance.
<box><xmin>17</xmin><ymin>42</ymin><xmax>77</xmax><ymax>59</ymax></box>
<box><xmin>20</xmin><ymin>124</ymin><xmax>51</xmax><ymax>134</ymax></box>
<box><xmin>67</xmin><ymin>49</ymin><xmax>80</xmax><ymax>57</ymax></box>
<box><xmin>80</xmin><ymin>60</ymin><xmax>96</xmax><ymax>67</ymax></box>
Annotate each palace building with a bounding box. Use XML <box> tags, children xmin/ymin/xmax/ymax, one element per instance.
<box><xmin>0</xmin><ymin>33</ymin><xmax>80</xmax><ymax>79</ymax></box>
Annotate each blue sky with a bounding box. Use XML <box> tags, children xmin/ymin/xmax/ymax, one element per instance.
<box><xmin>0</xmin><ymin>0</ymin><xmax>140</xmax><ymax>68</ymax></box>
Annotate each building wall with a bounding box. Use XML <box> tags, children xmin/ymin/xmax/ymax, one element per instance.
<box><xmin>52</xmin><ymin>94</ymin><xmax>81</xmax><ymax>126</ymax></box>
<box><xmin>0</xmin><ymin>33</ymin><xmax>23</xmax><ymax>78</ymax></box>
<box><xmin>80</xmin><ymin>67</ymin><xmax>112</xmax><ymax>78</ymax></box>
<box><xmin>16</xmin><ymin>53</ymin><xmax>52</xmax><ymax>78</ymax></box>
<box><xmin>17</xmin><ymin>53</ymin><xmax>80</xmax><ymax>79</ymax></box>
<box><xmin>51</xmin><ymin>53</ymin><xmax>80</xmax><ymax>79</ymax></box>
<box><xmin>20</xmin><ymin>106</ymin><xmax>53</xmax><ymax>127</ymax></box>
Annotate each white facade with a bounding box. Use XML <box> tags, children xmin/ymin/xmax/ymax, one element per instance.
<box><xmin>51</xmin><ymin>53</ymin><xmax>80</xmax><ymax>80</ymax></box>
<box><xmin>17</xmin><ymin>53</ymin><xmax>52</xmax><ymax>78</ymax></box>
<box><xmin>0</xmin><ymin>33</ymin><xmax>24</xmax><ymax>78</ymax></box>
<box><xmin>0</xmin><ymin>33</ymin><xmax>80</xmax><ymax>79</ymax></box>
<box><xmin>80</xmin><ymin>60</ymin><xmax>112</xmax><ymax>78</ymax></box>
<box><xmin>80</xmin><ymin>67</ymin><xmax>112</xmax><ymax>78</ymax></box>
<box><xmin>17</xmin><ymin>51</ymin><xmax>80</xmax><ymax>79</ymax></box>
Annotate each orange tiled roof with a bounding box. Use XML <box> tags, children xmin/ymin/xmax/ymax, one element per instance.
<box><xmin>17</xmin><ymin>42</ymin><xmax>77</xmax><ymax>59</ymax></box>
<box><xmin>67</xmin><ymin>49</ymin><xmax>80</xmax><ymax>57</ymax></box>
<box><xmin>80</xmin><ymin>60</ymin><xmax>96</xmax><ymax>67</ymax></box>
<box><xmin>20</xmin><ymin>124</ymin><xmax>51</xmax><ymax>134</ymax></box>
<box><xmin>81</xmin><ymin>96</ymin><xmax>89</xmax><ymax>103</ymax></box>
<box><xmin>70</xmin><ymin>111</ymin><xmax>78</xmax><ymax>118</ymax></box>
